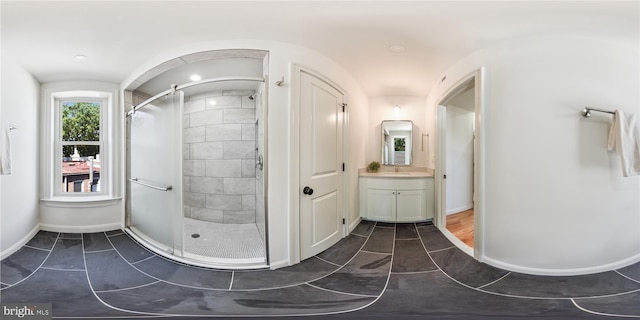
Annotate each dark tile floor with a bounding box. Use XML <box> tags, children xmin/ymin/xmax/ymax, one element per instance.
<box><xmin>1</xmin><ymin>220</ymin><xmax>639</xmax><ymax>319</ymax></box>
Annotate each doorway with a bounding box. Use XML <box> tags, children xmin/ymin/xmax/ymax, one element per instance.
<box><xmin>436</xmin><ymin>68</ymin><xmax>484</xmax><ymax>259</ymax></box>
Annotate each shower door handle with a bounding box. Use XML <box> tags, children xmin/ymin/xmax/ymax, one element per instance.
<box><xmin>129</xmin><ymin>178</ymin><xmax>172</xmax><ymax>191</ymax></box>
<box><xmin>303</xmin><ymin>186</ymin><xmax>314</xmax><ymax>195</ymax></box>
<box><xmin>256</xmin><ymin>155</ymin><xmax>263</xmax><ymax>170</ymax></box>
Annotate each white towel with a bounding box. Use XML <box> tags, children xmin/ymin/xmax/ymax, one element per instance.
<box><xmin>1</xmin><ymin>125</ymin><xmax>11</xmax><ymax>175</ymax></box>
<box><xmin>608</xmin><ymin>109</ymin><xmax>640</xmax><ymax>177</ymax></box>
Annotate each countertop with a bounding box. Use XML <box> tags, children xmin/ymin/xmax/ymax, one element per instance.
<box><xmin>358</xmin><ymin>167</ymin><xmax>434</xmax><ymax>178</ymax></box>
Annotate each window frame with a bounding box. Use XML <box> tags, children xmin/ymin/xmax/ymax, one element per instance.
<box><xmin>41</xmin><ymin>84</ymin><xmax>118</xmax><ymax>204</ymax></box>
<box><xmin>54</xmin><ymin>97</ymin><xmax>106</xmax><ymax>196</ymax></box>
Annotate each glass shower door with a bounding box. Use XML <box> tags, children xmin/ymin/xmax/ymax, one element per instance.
<box><xmin>128</xmin><ymin>92</ymin><xmax>183</xmax><ymax>255</ymax></box>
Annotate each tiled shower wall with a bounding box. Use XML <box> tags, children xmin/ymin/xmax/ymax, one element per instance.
<box><xmin>183</xmin><ymin>90</ymin><xmax>257</xmax><ymax>224</ymax></box>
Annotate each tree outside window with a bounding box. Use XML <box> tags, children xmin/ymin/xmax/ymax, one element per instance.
<box><xmin>61</xmin><ymin>101</ymin><xmax>101</xmax><ymax>193</ymax></box>
<box><xmin>394</xmin><ymin>137</ymin><xmax>405</xmax><ymax>151</ymax></box>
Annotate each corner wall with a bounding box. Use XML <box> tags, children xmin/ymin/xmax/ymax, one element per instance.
<box><xmin>0</xmin><ymin>61</ymin><xmax>40</xmax><ymax>257</ymax></box>
<box><xmin>427</xmin><ymin>34</ymin><xmax>640</xmax><ymax>275</ymax></box>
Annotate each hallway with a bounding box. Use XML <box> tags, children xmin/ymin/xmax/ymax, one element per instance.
<box><xmin>1</xmin><ymin>221</ymin><xmax>639</xmax><ymax>319</ymax></box>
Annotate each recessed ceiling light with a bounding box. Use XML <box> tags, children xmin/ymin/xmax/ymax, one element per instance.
<box><xmin>190</xmin><ymin>74</ymin><xmax>202</xmax><ymax>81</ymax></box>
<box><xmin>389</xmin><ymin>45</ymin><xmax>406</xmax><ymax>53</ymax></box>
<box><xmin>73</xmin><ymin>54</ymin><xmax>88</xmax><ymax>61</ymax></box>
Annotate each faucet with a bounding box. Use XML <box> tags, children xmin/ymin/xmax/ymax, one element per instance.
<box><xmin>395</xmin><ymin>164</ymin><xmax>399</xmax><ymax>173</ymax></box>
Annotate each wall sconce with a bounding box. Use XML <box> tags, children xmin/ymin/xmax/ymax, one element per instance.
<box><xmin>393</xmin><ymin>105</ymin><xmax>401</xmax><ymax>113</ymax></box>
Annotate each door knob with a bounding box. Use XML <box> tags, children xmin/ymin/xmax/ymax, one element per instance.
<box><xmin>303</xmin><ymin>186</ymin><xmax>314</xmax><ymax>195</ymax></box>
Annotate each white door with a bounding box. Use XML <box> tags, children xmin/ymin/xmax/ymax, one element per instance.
<box><xmin>436</xmin><ymin>105</ymin><xmax>447</xmax><ymax>228</ymax></box>
<box><xmin>299</xmin><ymin>71</ymin><xmax>344</xmax><ymax>260</ymax></box>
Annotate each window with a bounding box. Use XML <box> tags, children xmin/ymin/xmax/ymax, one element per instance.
<box><xmin>41</xmin><ymin>84</ymin><xmax>117</xmax><ymax>203</ymax></box>
<box><xmin>59</xmin><ymin>99</ymin><xmax>103</xmax><ymax>193</ymax></box>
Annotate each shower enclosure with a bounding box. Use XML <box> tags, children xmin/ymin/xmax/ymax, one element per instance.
<box><xmin>125</xmin><ymin>75</ymin><xmax>268</xmax><ymax>269</ymax></box>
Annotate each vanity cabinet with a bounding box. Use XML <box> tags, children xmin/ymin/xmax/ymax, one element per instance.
<box><xmin>359</xmin><ymin>176</ymin><xmax>434</xmax><ymax>222</ymax></box>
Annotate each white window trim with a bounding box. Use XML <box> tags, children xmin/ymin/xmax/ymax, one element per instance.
<box><xmin>41</xmin><ymin>82</ymin><xmax>120</xmax><ymax>205</ymax></box>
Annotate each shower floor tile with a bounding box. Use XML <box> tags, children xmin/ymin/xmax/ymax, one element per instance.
<box><xmin>183</xmin><ymin>218</ymin><xmax>265</xmax><ymax>260</ymax></box>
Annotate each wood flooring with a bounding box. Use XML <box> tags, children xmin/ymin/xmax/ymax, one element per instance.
<box><xmin>446</xmin><ymin>209</ymin><xmax>474</xmax><ymax>248</ymax></box>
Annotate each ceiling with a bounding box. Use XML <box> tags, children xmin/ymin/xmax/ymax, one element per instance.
<box><xmin>2</xmin><ymin>1</ymin><xmax>638</xmax><ymax>97</ymax></box>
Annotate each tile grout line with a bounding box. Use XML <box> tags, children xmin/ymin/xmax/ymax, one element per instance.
<box><xmin>360</xmin><ymin>250</ymin><xmax>392</xmax><ymax>255</ymax></box>
<box><xmin>131</xmin><ymin>254</ymin><xmax>157</xmax><ymax>265</ymax></box>
<box><xmin>412</xmin><ymin>223</ymin><xmax>632</xmax><ymax>301</ymax></box>
<box><xmin>94</xmin><ymin>280</ymin><xmax>162</xmax><ymax>294</ymax></box>
<box><xmin>570</xmin><ymin>298</ymin><xmax>640</xmax><ymax>318</ymax></box>
<box><xmin>3</xmin><ymin>232</ymin><xmax>62</xmax><ymax>289</ymax></box>
<box><xmin>84</xmin><ymin>248</ymin><xmax>116</xmax><ymax>254</ymax></box>
<box><xmin>301</xmin><ymin>222</ymin><xmax>380</xmax><ymax>289</ymax></box>
<box><xmin>106</xmin><ymin>232</ymin><xmax>289</xmax><ymax>293</ymax></box>
<box><xmin>301</xmin><ymin>221</ymin><xmax>399</xmax><ymax>318</ymax></box>
<box><xmin>305</xmin><ymin>282</ymin><xmax>378</xmax><ymax>298</ymax></box>
<box><xmin>476</xmin><ymin>272</ymin><xmax>511</xmax><ymax>289</ymax></box>
<box><xmin>394</xmin><ymin>238</ymin><xmax>420</xmax><ymax>241</ymax></box>
<box><xmin>350</xmin><ymin>233</ymin><xmax>368</xmax><ymax>238</ymax></box>
<box><xmin>24</xmin><ymin>244</ymin><xmax>52</xmax><ymax>252</ymax></box>
<box><xmin>428</xmin><ymin>245</ymin><xmax>456</xmax><ymax>253</ymax></box>
<box><xmin>314</xmin><ymin>255</ymin><xmax>342</xmax><ymax>268</ymax></box>
<box><xmin>105</xmin><ymin>232</ymin><xmax>124</xmax><ymax>238</ymax></box>
<box><xmin>391</xmin><ymin>270</ymin><xmax>440</xmax><ymax>275</ymax></box>
<box><xmin>83</xmin><ymin>231</ymin><xmax>172</xmax><ymax>317</ymax></box>
<box><xmin>226</xmin><ymin>228</ymin><xmax>379</xmax><ymax>292</ymax></box>
<box><xmin>41</xmin><ymin>267</ymin><xmax>85</xmax><ymax>272</ymax></box>
<box><xmin>79</xmin><ymin>226</ymin><xmax>388</xmax><ymax>318</ymax></box>
<box><xmin>615</xmin><ymin>270</ymin><xmax>640</xmax><ymax>285</ymax></box>
<box><xmin>229</xmin><ymin>271</ymin><xmax>235</xmax><ymax>290</ymax></box>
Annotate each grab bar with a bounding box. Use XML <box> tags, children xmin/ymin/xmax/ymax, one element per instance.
<box><xmin>129</xmin><ymin>178</ymin><xmax>172</xmax><ymax>191</ymax></box>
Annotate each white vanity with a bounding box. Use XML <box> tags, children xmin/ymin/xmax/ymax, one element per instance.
<box><xmin>361</xmin><ymin>119</ymin><xmax>434</xmax><ymax>222</ymax></box>
<box><xmin>359</xmin><ymin>170</ymin><xmax>434</xmax><ymax>222</ymax></box>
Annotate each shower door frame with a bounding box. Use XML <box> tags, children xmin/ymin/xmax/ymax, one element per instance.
<box><xmin>125</xmin><ymin>90</ymin><xmax>185</xmax><ymax>258</ymax></box>
<box><xmin>125</xmin><ymin>76</ymin><xmax>269</xmax><ymax>269</ymax></box>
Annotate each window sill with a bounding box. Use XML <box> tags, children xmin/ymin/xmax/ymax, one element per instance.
<box><xmin>41</xmin><ymin>196</ymin><xmax>121</xmax><ymax>208</ymax></box>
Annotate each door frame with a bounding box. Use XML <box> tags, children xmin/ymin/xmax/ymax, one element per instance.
<box><xmin>289</xmin><ymin>64</ymin><xmax>349</xmax><ymax>265</ymax></box>
<box><xmin>435</xmin><ymin>67</ymin><xmax>485</xmax><ymax>261</ymax></box>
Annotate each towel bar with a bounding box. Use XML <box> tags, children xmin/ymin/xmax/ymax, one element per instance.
<box><xmin>582</xmin><ymin>107</ymin><xmax>615</xmax><ymax>118</ymax></box>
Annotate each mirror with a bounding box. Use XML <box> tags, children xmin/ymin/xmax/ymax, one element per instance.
<box><xmin>381</xmin><ymin>120</ymin><xmax>413</xmax><ymax>165</ymax></box>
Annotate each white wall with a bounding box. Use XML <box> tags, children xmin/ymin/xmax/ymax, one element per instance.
<box><xmin>445</xmin><ymin>105</ymin><xmax>474</xmax><ymax>215</ymax></box>
<box><xmin>0</xmin><ymin>60</ymin><xmax>41</xmax><ymax>257</ymax></box>
<box><xmin>121</xmin><ymin>39</ymin><xmax>369</xmax><ymax>268</ymax></box>
<box><xmin>368</xmin><ymin>96</ymin><xmax>428</xmax><ymax>168</ymax></box>
<box><xmin>427</xmin><ymin>34</ymin><xmax>640</xmax><ymax>275</ymax></box>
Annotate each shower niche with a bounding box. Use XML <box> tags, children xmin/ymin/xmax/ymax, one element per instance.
<box><xmin>124</xmin><ymin>50</ymin><xmax>269</xmax><ymax>269</ymax></box>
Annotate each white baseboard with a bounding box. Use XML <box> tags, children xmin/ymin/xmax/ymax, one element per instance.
<box><xmin>446</xmin><ymin>204</ymin><xmax>473</xmax><ymax>215</ymax></box>
<box><xmin>39</xmin><ymin>222</ymin><xmax>122</xmax><ymax>234</ymax></box>
<box><xmin>348</xmin><ymin>217</ymin><xmax>362</xmax><ymax>234</ymax></box>
<box><xmin>1</xmin><ymin>223</ymin><xmax>40</xmax><ymax>260</ymax></box>
<box><xmin>437</xmin><ymin>224</ymin><xmax>640</xmax><ymax>276</ymax></box>
<box><xmin>481</xmin><ymin>253</ymin><xmax>640</xmax><ymax>276</ymax></box>
<box><xmin>438</xmin><ymin>226</ymin><xmax>474</xmax><ymax>257</ymax></box>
